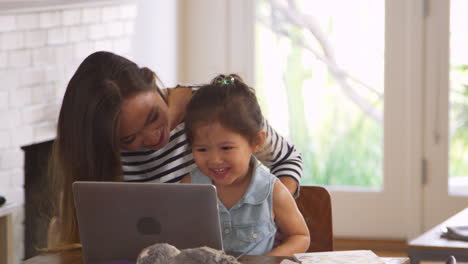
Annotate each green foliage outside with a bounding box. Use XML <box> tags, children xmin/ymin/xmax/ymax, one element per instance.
<box><xmin>450</xmin><ymin>64</ymin><xmax>468</xmax><ymax>177</ymax></box>
<box><xmin>256</xmin><ymin>29</ymin><xmax>383</xmax><ymax>188</ymax></box>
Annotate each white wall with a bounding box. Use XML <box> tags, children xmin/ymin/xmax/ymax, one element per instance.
<box><xmin>132</xmin><ymin>0</ymin><xmax>254</xmax><ymax>86</ymax></box>
<box><xmin>133</xmin><ymin>0</ymin><xmax>179</xmax><ymax>87</ymax></box>
<box><xmin>179</xmin><ymin>0</ymin><xmax>254</xmax><ymax>85</ymax></box>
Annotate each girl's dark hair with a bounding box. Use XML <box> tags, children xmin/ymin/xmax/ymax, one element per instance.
<box><xmin>185</xmin><ymin>74</ymin><xmax>264</xmax><ymax>145</ymax></box>
<box><xmin>48</xmin><ymin>51</ymin><xmax>164</xmax><ymax>248</ymax></box>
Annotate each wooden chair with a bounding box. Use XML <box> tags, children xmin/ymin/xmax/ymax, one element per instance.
<box><xmin>295</xmin><ymin>185</ymin><xmax>333</xmax><ymax>252</ymax></box>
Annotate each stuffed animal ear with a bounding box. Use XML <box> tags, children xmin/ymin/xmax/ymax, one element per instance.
<box><xmin>136</xmin><ymin>243</ymin><xmax>181</xmax><ymax>264</ymax></box>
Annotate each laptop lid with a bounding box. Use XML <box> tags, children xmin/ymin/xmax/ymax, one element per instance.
<box><xmin>72</xmin><ymin>181</ymin><xmax>223</xmax><ymax>264</ymax></box>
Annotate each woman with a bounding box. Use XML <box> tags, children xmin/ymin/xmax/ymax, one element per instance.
<box><xmin>48</xmin><ymin>51</ymin><xmax>303</xmax><ymax>248</ymax></box>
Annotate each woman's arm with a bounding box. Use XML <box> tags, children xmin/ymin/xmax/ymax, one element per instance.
<box><xmin>166</xmin><ymin>86</ymin><xmax>192</xmax><ymax>130</ymax></box>
<box><xmin>278</xmin><ymin>177</ymin><xmax>299</xmax><ymax>197</ymax></box>
<box><xmin>267</xmin><ymin>181</ymin><xmax>310</xmax><ymax>256</ymax></box>
<box><xmin>255</xmin><ymin>120</ymin><xmax>303</xmax><ymax>196</ymax></box>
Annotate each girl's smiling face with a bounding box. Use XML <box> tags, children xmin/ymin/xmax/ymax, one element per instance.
<box><xmin>119</xmin><ymin>91</ymin><xmax>170</xmax><ymax>151</ymax></box>
<box><xmin>191</xmin><ymin>122</ymin><xmax>263</xmax><ymax>187</ymax></box>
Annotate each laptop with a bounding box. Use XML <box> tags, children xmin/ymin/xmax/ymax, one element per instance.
<box><xmin>72</xmin><ymin>181</ymin><xmax>224</xmax><ymax>264</ymax></box>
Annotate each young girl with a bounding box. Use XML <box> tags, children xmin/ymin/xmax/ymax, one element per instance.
<box><xmin>181</xmin><ymin>74</ymin><xmax>310</xmax><ymax>256</ymax></box>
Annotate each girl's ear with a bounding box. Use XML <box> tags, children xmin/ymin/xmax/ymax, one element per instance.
<box><xmin>252</xmin><ymin>131</ymin><xmax>266</xmax><ymax>153</ymax></box>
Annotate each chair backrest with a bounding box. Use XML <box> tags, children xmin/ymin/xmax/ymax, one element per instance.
<box><xmin>295</xmin><ymin>185</ymin><xmax>333</xmax><ymax>252</ymax></box>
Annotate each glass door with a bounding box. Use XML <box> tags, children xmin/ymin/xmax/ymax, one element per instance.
<box><xmin>253</xmin><ymin>0</ymin><xmax>412</xmax><ymax>238</ymax></box>
<box><xmin>422</xmin><ymin>0</ymin><xmax>468</xmax><ymax>230</ymax></box>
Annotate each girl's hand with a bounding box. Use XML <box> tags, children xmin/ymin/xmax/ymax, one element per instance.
<box><xmin>166</xmin><ymin>86</ymin><xmax>192</xmax><ymax>130</ymax></box>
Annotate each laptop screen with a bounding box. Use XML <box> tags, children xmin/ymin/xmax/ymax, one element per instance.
<box><xmin>73</xmin><ymin>181</ymin><xmax>223</xmax><ymax>264</ymax></box>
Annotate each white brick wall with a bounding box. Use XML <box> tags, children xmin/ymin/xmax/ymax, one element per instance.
<box><xmin>16</xmin><ymin>14</ymin><xmax>39</xmax><ymax>30</ymax></box>
<box><xmin>0</xmin><ymin>69</ymin><xmax>19</xmax><ymax>89</ymax></box>
<box><xmin>0</xmin><ymin>91</ymin><xmax>8</xmax><ymax>109</ymax></box>
<box><xmin>102</xmin><ymin>6</ymin><xmax>121</xmax><ymax>22</ymax></box>
<box><xmin>47</xmin><ymin>27</ymin><xmax>68</xmax><ymax>45</ymax></box>
<box><xmin>62</xmin><ymin>9</ymin><xmax>81</xmax><ymax>26</ymax></box>
<box><xmin>0</xmin><ymin>130</ymin><xmax>11</xmax><ymax>149</ymax></box>
<box><xmin>0</xmin><ymin>2</ymin><xmax>136</xmax><ymax>263</ymax></box>
<box><xmin>8</xmin><ymin>50</ymin><xmax>32</xmax><ymax>67</ymax></box>
<box><xmin>0</xmin><ymin>15</ymin><xmax>15</xmax><ymax>32</ymax></box>
<box><xmin>11</xmin><ymin>126</ymin><xmax>33</xmax><ymax>147</ymax></box>
<box><xmin>0</xmin><ymin>51</ymin><xmax>7</xmax><ymax>67</ymax></box>
<box><xmin>24</xmin><ymin>30</ymin><xmax>47</xmax><ymax>48</ymax></box>
<box><xmin>68</xmin><ymin>25</ymin><xmax>87</xmax><ymax>42</ymax></box>
<box><xmin>39</xmin><ymin>11</ymin><xmax>62</xmax><ymax>28</ymax></box>
<box><xmin>1</xmin><ymin>31</ymin><xmax>25</xmax><ymax>50</ymax></box>
<box><xmin>82</xmin><ymin>7</ymin><xmax>101</xmax><ymax>24</ymax></box>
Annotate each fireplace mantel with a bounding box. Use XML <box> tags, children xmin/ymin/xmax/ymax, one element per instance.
<box><xmin>0</xmin><ymin>0</ymin><xmax>134</xmax><ymax>14</ymax></box>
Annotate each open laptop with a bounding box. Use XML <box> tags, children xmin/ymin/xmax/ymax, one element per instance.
<box><xmin>72</xmin><ymin>181</ymin><xmax>224</xmax><ymax>264</ymax></box>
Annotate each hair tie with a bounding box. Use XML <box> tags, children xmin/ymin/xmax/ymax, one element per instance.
<box><xmin>217</xmin><ymin>76</ymin><xmax>235</xmax><ymax>85</ymax></box>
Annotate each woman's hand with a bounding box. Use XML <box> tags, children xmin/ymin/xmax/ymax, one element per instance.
<box><xmin>166</xmin><ymin>86</ymin><xmax>192</xmax><ymax>130</ymax></box>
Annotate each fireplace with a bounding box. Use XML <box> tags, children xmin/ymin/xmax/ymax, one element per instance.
<box><xmin>22</xmin><ymin>140</ymin><xmax>54</xmax><ymax>259</ymax></box>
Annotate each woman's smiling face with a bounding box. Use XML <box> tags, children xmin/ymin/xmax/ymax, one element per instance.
<box><xmin>119</xmin><ymin>91</ymin><xmax>170</xmax><ymax>151</ymax></box>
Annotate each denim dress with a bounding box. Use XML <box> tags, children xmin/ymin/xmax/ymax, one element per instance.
<box><xmin>191</xmin><ymin>159</ymin><xmax>277</xmax><ymax>255</ymax></box>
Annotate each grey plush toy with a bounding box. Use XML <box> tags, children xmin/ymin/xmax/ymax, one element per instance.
<box><xmin>136</xmin><ymin>243</ymin><xmax>180</xmax><ymax>264</ymax></box>
<box><xmin>136</xmin><ymin>243</ymin><xmax>240</xmax><ymax>264</ymax></box>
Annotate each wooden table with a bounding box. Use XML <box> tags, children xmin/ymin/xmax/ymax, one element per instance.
<box><xmin>408</xmin><ymin>208</ymin><xmax>468</xmax><ymax>264</ymax></box>
<box><xmin>22</xmin><ymin>250</ymin><xmax>411</xmax><ymax>264</ymax></box>
<box><xmin>22</xmin><ymin>250</ymin><xmax>294</xmax><ymax>264</ymax></box>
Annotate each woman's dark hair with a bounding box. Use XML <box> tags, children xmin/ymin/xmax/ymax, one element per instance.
<box><xmin>185</xmin><ymin>74</ymin><xmax>264</xmax><ymax>145</ymax></box>
<box><xmin>48</xmin><ymin>51</ymin><xmax>164</xmax><ymax>248</ymax></box>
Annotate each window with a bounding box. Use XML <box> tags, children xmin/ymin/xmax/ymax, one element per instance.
<box><xmin>449</xmin><ymin>0</ymin><xmax>468</xmax><ymax>195</ymax></box>
<box><xmin>255</xmin><ymin>0</ymin><xmax>385</xmax><ymax>188</ymax></box>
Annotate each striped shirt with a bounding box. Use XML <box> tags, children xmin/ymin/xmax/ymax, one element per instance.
<box><xmin>121</xmin><ymin>120</ymin><xmax>303</xmax><ymax>185</ymax></box>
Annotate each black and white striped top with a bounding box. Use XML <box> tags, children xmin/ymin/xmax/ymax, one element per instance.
<box><xmin>121</xmin><ymin>120</ymin><xmax>303</xmax><ymax>185</ymax></box>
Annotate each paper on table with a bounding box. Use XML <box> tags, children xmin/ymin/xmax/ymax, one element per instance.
<box><xmin>280</xmin><ymin>260</ymin><xmax>299</xmax><ymax>264</ymax></box>
<box><xmin>380</xmin><ymin>257</ymin><xmax>410</xmax><ymax>264</ymax></box>
<box><xmin>293</xmin><ymin>250</ymin><xmax>385</xmax><ymax>264</ymax></box>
